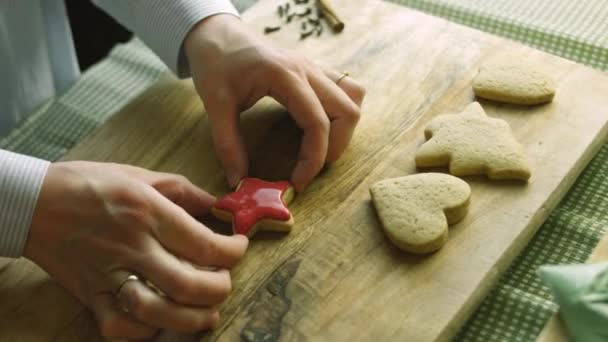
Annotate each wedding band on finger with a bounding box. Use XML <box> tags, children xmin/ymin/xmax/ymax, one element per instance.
<box><xmin>115</xmin><ymin>274</ymin><xmax>142</xmax><ymax>312</ymax></box>
<box><xmin>336</xmin><ymin>72</ymin><xmax>350</xmax><ymax>85</ymax></box>
<box><xmin>116</xmin><ymin>274</ymin><xmax>165</xmax><ymax>299</ymax></box>
<box><xmin>116</xmin><ymin>274</ymin><xmax>141</xmax><ymax>296</ymax></box>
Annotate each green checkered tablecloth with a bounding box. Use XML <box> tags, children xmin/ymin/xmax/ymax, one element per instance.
<box><xmin>1</xmin><ymin>1</ymin><xmax>607</xmax><ymax>341</ymax></box>
<box><xmin>393</xmin><ymin>0</ymin><xmax>608</xmax><ymax>71</ymax></box>
<box><xmin>0</xmin><ymin>39</ymin><xmax>167</xmax><ymax>160</ymax></box>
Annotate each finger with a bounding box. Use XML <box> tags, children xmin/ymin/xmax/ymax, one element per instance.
<box><xmin>117</xmin><ymin>278</ymin><xmax>220</xmax><ymax>332</ymax></box>
<box><xmin>204</xmin><ymin>86</ymin><xmax>248</xmax><ymax>188</ymax></box>
<box><xmin>271</xmin><ymin>70</ymin><xmax>330</xmax><ymax>192</ymax></box>
<box><xmin>151</xmin><ymin>190</ymin><xmax>248</xmax><ymax>267</ymax></box>
<box><xmin>91</xmin><ymin>293</ymin><xmax>158</xmax><ymax>340</ymax></box>
<box><xmin>321</xmin><ymin>68</ymin><xmax>366</xmax><ymax>107</ymax></box>
<box><xmin>308</xmin><ymin>68</ymin><xmax>362</xmax><ymax>162</ymax></box>
<box><xmin>151</xmin><ymin>174</ymin><xmax>216</xmax><ymax>217</ymax></box>
<box><xmin>133</xmin><ymin>245</ymin><xmax>234</xmax><ymax>306</ymax></box>
<box><xmin>117</xmin><ymin>166</ymin><xmax>217</xmax><ymax>217</ymax></box>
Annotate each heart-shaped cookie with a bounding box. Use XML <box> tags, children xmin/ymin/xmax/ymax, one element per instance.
<box><xmin>370</xmin><ymin>173</ymin><xmax>471</xmax><ymax>254</ymax></box>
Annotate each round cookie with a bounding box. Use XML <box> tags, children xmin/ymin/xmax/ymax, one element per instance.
<box><xmin>473</xmin><ymin>60</ymin><xmax>555</xmax><ymax>105</ymax></box>
<box><xmin>370</xmin><ymin>173</ymin><xmax>471</xmax><ymax>254</ymax></box>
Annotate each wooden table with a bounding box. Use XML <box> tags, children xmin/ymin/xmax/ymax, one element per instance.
<box><xmin>1</xmin><ymin>0</ymin><xmax>608</xmax><ymax>341</ymax></box>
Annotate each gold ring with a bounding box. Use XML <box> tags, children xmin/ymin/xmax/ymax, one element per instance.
<box><xmin>116</xmin><ymin>274</ymin><xmax>140</xmax><ymax>296</ymax></box>
<box><xmin>336</xmin><ymin>72</ymin><xmax>350</xmax><ymax>85</ymax></box>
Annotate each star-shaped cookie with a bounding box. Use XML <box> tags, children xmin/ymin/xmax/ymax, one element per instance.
<box><xmin>212</xmin><ymin>178</ymin><xmax>295</xmax><ymax>237</ymax></box>
<box><xmin>415</xmin><ymin>102</ymin><xmax>531</xmax><ymax>181</ymax></box>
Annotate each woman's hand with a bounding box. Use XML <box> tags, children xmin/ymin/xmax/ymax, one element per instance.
<box><xmin>24</xmin><ymin>161</ymin><xmax>248</xmax><ymax>340</ymax></box>
<box><xmin>184</xmin><ymin>14</ymin><xmax>366</xmax><ymax>192</ymax></box>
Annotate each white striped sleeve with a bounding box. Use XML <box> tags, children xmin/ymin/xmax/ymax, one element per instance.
<box><xmin>0</xmin><ymin>149</ymin><xmax>49</xmax><ymax>258</ymax></box>
<box><xmin>92</xmin><ymin>0</ymin><xmax>240</xmax><ymax>78</ymax></box>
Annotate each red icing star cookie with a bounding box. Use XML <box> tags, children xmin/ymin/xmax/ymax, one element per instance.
<box><xmin>211</xmin><ymin>178</ymin><xmax>295</xmax><ymax>237</ymax></box>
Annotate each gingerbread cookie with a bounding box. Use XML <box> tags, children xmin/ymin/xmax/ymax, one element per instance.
<box><xmin>415</xmin><ymin>102</ymin><xmax>531</xmax><ymax>181</ymax></box>
<box><xmin>370</xmin><ymin>173</ymin><xmax>471</xmax><ymax>254</ymax></box>
<box><xmin>212</xmin><ymin>178</ymin><xmax>295</xmax><ymax>237</ymax></box>
<box><xmin>473</xmin><ymin>59</ymin><xmax>555</xmax><ymax>105</ymax></box>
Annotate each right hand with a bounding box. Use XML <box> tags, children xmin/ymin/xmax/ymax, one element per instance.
<box><xmin>24</xmin><ymin>161</ymin><xmax>248</xmax><ymax>340</ymax></box>
<box><xmin>184</xmin><ymin>14</ymin><xmax>366</xmax><ymax>191</ymax></box>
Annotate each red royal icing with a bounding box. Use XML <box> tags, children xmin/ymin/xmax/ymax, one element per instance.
<box><xmin>214</xmin><ymin>178</ymin><xmax>293</xmax><ymax>236</ymax></box>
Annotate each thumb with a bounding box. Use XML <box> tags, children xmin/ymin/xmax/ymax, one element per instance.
<box><xmin>151</xmin><ymin>175</ymin><xmax>216</xmax><ymax>217</ymax></box>
<box><xmin>101</xmin><ymin>164</ymin><xmax>217</xmax><ymax>217</ymax></box>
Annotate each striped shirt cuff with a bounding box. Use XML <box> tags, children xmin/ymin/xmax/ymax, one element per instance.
<box><xmin>0</xmin><ymin>150</ymin><xmax>49</xmax><ymax>258</ymax></box>
<box><xmin>93</xmin><ymin>0</ymin><xmax>240</xmax><ymax>78</ymax></box>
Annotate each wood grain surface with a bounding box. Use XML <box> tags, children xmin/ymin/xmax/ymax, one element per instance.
<box><xmin>2</xmin><ymin>0</ymin><xmax>608</xmax><ymax>341</ymax></box>
<box><xmin>536</xmin><ymin>232</ymin><xmax>608</xmax><ymax>342</ymax></box>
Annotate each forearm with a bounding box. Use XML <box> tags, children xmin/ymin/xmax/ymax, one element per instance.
<box><xmin>0</xmin><ymin>149</ymin><xmax>49</xmax><ymax>257</ymax></box>
<box><xmin>92</xmin><ymin>0</ymin><xmax>239</xmax><ymax>78</ymax></box>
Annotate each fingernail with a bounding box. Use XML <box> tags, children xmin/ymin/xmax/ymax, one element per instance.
<box><xmin>228</xmin><ymin>172</ymin><xmax>242</xmax><ymax>188</ymax></box>
<box><xmin>291</xmin><ymin>176</ymin><xmax>306</xmax><ymax>193</ymax></box>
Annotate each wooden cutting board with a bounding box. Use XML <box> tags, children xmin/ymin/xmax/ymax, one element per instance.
<box><xmin>536</xmin><ymin>232</ymin><xmax>608</xmax><ymax>342</ymax></box>
<box><xmin>1</xmin><ymin>0</ymin><xmax>608</xmax><ymax>340</ymax></box>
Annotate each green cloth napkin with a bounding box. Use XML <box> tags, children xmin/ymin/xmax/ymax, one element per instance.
<box><xmin>539</xmin><ymin>262</ymin><xmax>608</xmax><ymax>342</ymax></box>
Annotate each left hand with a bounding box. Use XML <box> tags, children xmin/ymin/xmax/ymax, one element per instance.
<box><xmin>184</xmin><ymin>14</ymin><xmax>366</xmax><ymax>192</ymax></box>
<box><xmin>25</xmin><ymin>162</ymin><xmax>248</xmax><ymax>339</ymax></box>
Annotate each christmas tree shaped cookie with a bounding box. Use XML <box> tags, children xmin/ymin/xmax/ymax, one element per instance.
<box><xmin>415</xmin><ymin>102</ymin><xmax>531</xmax><ymax>181</ymax></box>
